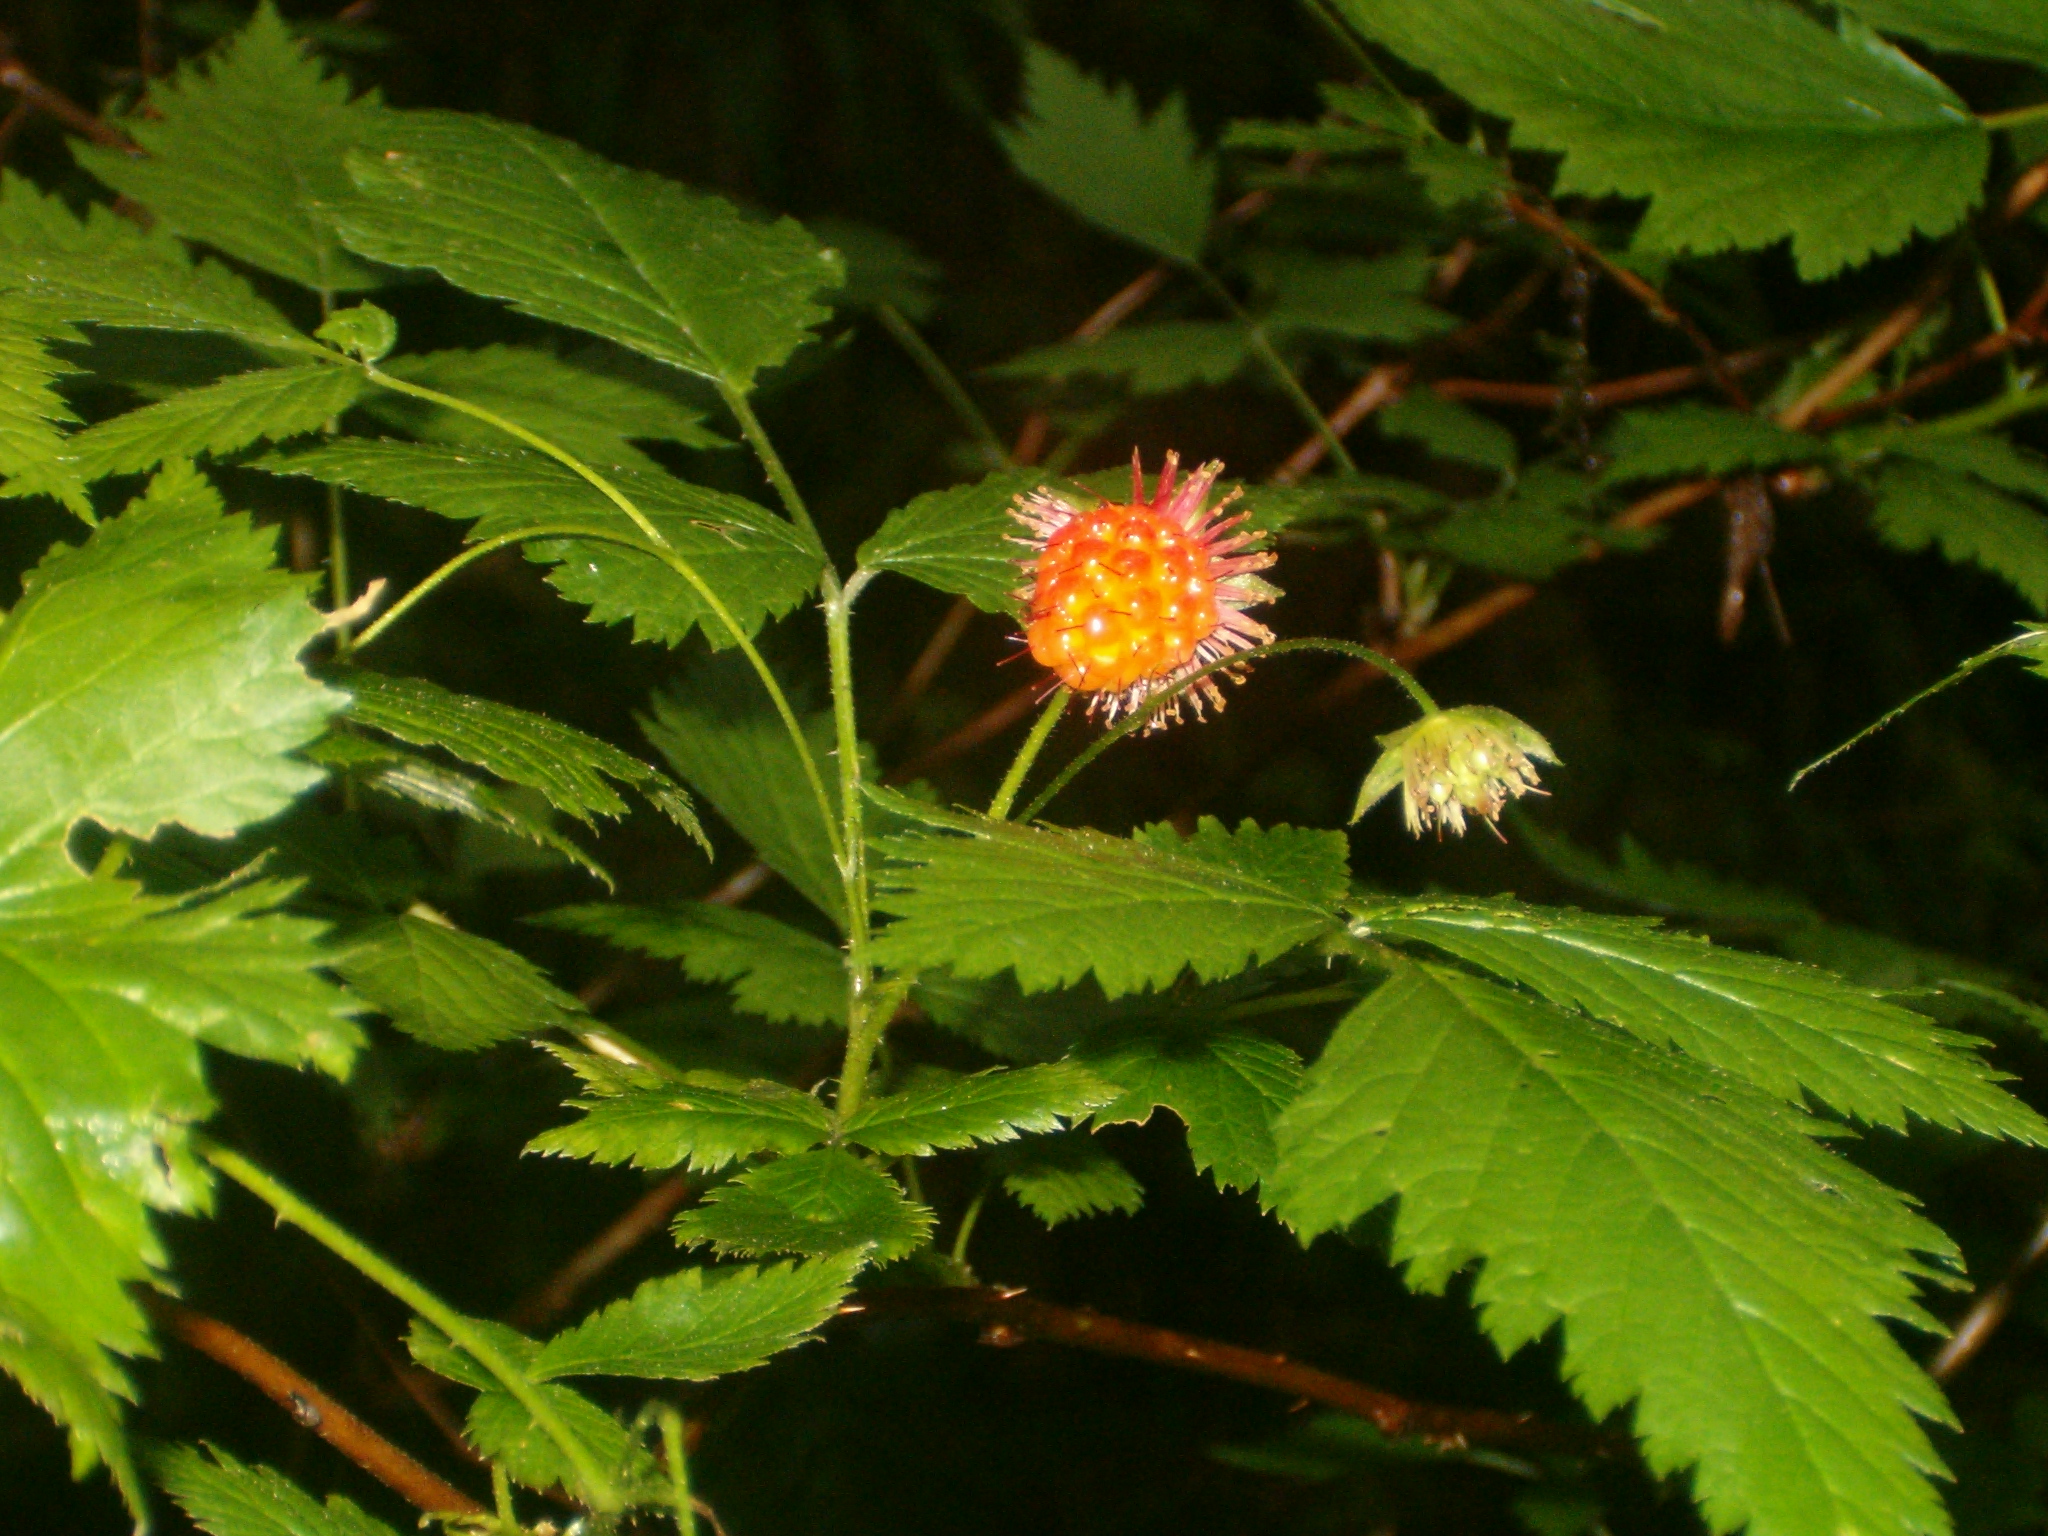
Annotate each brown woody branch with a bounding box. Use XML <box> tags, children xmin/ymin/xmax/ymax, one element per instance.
<box><xmin>506</xmin><ymin>1174</ymin><xmax>694</xmax><ymax>1331</ymax></box>
<box><xmin>848</xmin><ymin>1286</ymin><xmax>1614</xmax><ymax>1458</ymax></box>
<box><xmin>1929</xmin><ymin>1201</ymin><xmax>2048</xmax><ymax>1382</ymax></box>
<box><xmin>140</xmin><ymin>1291</ymin><xmax>486</xmax><ymax>1515</ymax></box>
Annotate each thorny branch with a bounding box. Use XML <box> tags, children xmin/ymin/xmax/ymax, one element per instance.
<box><xmin>848</xmin><ymin>1287</ymin><xmax>1616</xmax><ymax>1459</ymax></box>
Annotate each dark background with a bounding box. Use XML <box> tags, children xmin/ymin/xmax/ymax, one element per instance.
<box><xmin>5</xmin><ymin>2</ymin><xmax>2048</xmax><ymax>1532</ymax></box>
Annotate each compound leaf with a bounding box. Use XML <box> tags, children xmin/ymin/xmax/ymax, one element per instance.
<box><xmin>672</xmin><ymin>1148</ymin><xmax>932</xmax><ymax>1263</ymax></box>
<box><xmin>81</xmin><ymin>2</ymin><xmax>386</xmax><ymax>294</ymax></box>
<box><xmin>840</xmin><ymin>1063</ymin><xmax>1118</xmax><ymax>1156</ymax></box>
<box><xmin>1332</xmin><ymin>0</ymin><xmax>1988</xmax><ymax>279</ymax></box>
<box><xmin>1870</xmin><ymin>457</ymin><xmax>2048</xmax><ymax>611</ymax></box>
<box><xmin>335</xmin><ymin>110</ymin><xmax>841</xmax><ymax>390</ymax></box>
<box><xmin>534</xmin><ymin>902</ymin><xmax>843</xmax><ymax>1027</ymax></box>
<box><xmin>532</xmin><ymin>1253</ymin><xmax>859</xmax><ymax>1380</ymax></box>
<box><xmin>335</xmin><ymin>912</ymin><xmax>585</xmax><ymax>1051</ymax></box>
<box><xmin>999</xmin><ymin>43</ymin><xmax>1215</xmax><ymax>265</ymax></box>
<box><xmin>1081</xmin><ymin>1029</ymin><xmax>1303</xmax><ymax>1192</ymax></box>
<box><xmin>1367</xmin><ymin>897</ymin><xmax>2048</xmax><ymax>1140</ymax></box>
<box><xmin>874</xmin><ymin>804</ymin><xmax>1350</xmax><ymax>998</ymax></box>
<box><xmin>255</xmin><ymin>439</ymin><xmax>824</xmax><ymax>646</ymax></box>
<box><xmin>1270</xmin><ymin>963</ymin><xmax>1957</xmax><ymax>1536</ymax></box>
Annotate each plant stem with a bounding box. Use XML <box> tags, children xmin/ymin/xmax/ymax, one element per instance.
<box><xmin>658</xmin><ymin>1405</ymin><xmax>694</xmax><ymax>1536</ymax></box>
<box><xmin>987</xmin><ymin>688</ymin><xmax>1067</xmax><ymax>819</ymax></box>
<box><xmin>822</xmin><ymin>573</ymin><xmax>884</xmax><ymax>1119</ymax></box>
<box><xmin>1017</xmin><ymin>637</ymin><xmax>1436</xmax><ymax>822</ymax></box>
<box><xmin>949</xmin><ymin>1184</ymin><xmax>991</xmax><ymax>1269</ymax></box>
<box><xmin>492</xmin><ymin>1464</ymin><xmax>516</xmax><ymax>1530</ymax></box>
<box><xmin>352</xmin><ymin>527</ymin><xmax>578</xmax><ymax>652</ymax></box>
<box><xmin>1191</xmin><ymin>264</ymin><xmax>1360</xmax><ymax>475</ymax></box>
<box><xmin>875</xmin><ymin>303</ymin><xmax>1010</xmax><ymax>469</ymax></box>
<box><xmin>1984</xmin><ymin>102</ymin><xmax>2048</xmax><ymax>131</ymax></box>
<box><xmin>199</xmin><ymin>1139</ymin><xmax>622</xmax><ymax>1511</ymax></box>
<box><xmin>717</xmin><ymin>381</ymin><xmax>824</xmax><ymax>551</ymax></box>
<box><xmin>325</xmin><ymin>484</ymin><xmax>352</xmax><ymax>655</ymax></box>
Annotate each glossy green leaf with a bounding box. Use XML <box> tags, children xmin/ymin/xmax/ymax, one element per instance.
<box><xmin>641</xmin><ymin>657</ymin><xmax>846</xmax><ymax>923</ymax></box>
<box><xmin>1270</xmin><ymin>963</ymin><xmax>1957</xmax><ymax>1536</ymax></box>
<box><xmin>999</xmin><ymin>43</ymin><xmax>1215</xmax><ymax>265</ymax></box>
<box><xmin>1365</xmin><ymin>896</ymin><xmax>2047</xmax><ymax>1140</ymax></box>
<box><xmin>841</xmin><ymin>1063</ymin><xmax>1119</xmax><ymax>1156</ymax></box>
<box><xmin>1332</xmin><ymin>0</ymin><xmax>1988</xmax><ymax>279</ymax></box>
<box><xmin>0</xmin><ymin>311</ymin><xmax>86</xmax><ymax>513</ymax></box>
<box><xmin>856</xmin><ymin>467</ymin><xmax>1068</xmax><ymax>614</ymax></box>
<box><xmin>3</xmin><ymin>364</ymin><xmax>364</xmax><ymax>504</ymax></box>
<box><xmin>372</xmin><ymin>345</ymin><xmax>728</xmax><ymax>472</ymax></box>
<box><xmin>335</xmin><ymin>912</ymin><xmax>584</xmax><ymax>1051</ymax></box>
<box><xmin>156</xmin><ymin>1444</ymin><xmax>403</xmax><ymax>1536</ymax></box>
<box><xmin>532</xmin><ymin>1253</ymin><xmax>859</xmax><ymax>1380</ymax></box>
<box><xmin>1850</xmin><ymin>0</ymin><xmax>2048</xmax><ymax>70</ymax></box>
<box><xmin>82</xmin><ymin>3</ymin><xmax>385</xmax><ymax>294</ymax></box>
<box><xmin>1600</xmin><ymin>402</ymin><xmax>1815</xmax><ymax>484</ymax></box>
<box><xmin>534</xmin><ymin>902</ymin><xmax>843</xmax><ymax>1027</ymax></box>
<box><xmin>1081</xmin><ymin>1030</ymin><xmax>1303</xmax><ymax>1192</ymax></box>
<box><xmin>351</xmin><ymin>749</ymin><xmax>608</xmax><ymax>883</ymax></box>
<box><xmin>874</xmin><ymin>807</ymin><xmax>1350</xmax><ymax>997</ymax></box>
<box><xmin>1001</xmin><ymin>1135</ymin><xmax>1145</xmax><ymax>1225</ymax></box>
<box><xmin>987</xmin><ymin>323</ymin><xmax>1251</xmax><ymax>395</ymax></box>
<box><xmin>1870</xmin><ymin>457</ymin><xmax>2048</xmax><ymax>611</ymax></box>
<box><xmin>344</xmin><ymin>670</ymin><xmax>704</xmax><ymax>849</ymax></box>
<box><xmin>672</xmin><ymin>1148</ymin><xmax>933</xmax><ymax>1262</ymax></box>
<box><xmin>528</xmin><ymin>1071</ymin><xmax>832</xmax><ymax>1173</ymax></box>
<box><xmin>464</xmin><ymin>1379</ymin><xmax>643</xmax><ymax>1499</ymax></box>
<box><xmin>335</xmin><ymin>110</ymin><xmax>841</xmax><ymax>390</ymax></box>
<box><xmin>256</xmin><ymin>439</ymin><xmax>824</xmax><ymax>646</ymax></box>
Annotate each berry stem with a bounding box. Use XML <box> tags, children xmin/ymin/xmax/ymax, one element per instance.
<box><xmin>988</xmin><ymin>688</ymin><xmax>1069</xmax><ymax>820</ymax></box>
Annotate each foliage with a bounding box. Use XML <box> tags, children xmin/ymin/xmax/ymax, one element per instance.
<box><xmin>9</xmin><ymin>6</ymin><xmax>2048</xmax><ymax>1536</ymax></box>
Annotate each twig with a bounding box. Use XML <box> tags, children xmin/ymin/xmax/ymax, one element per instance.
<box><xmin>140</xmin><ymin>1291</ymin><xmax>486</xmax><ymax>1514</ymax></box>
<box><xmin>886</xmin><ymin>679</ymin><xmax>1042</xmax><ymax>785</ymax></box>
<box><xmin>1780</xmin><ymin>261</ymin><xmax>1958</xmax><ymax>430</ymax></box>
<box><xmin>1436</xmin><ymin>345</ymin><xmax>1783</xmax><ymax>412</ymax></box>
<box><xmin>0</xmin><ymin>57</ymin><xmax>140</xmax><ymax>153</ymax></box>
<box><xmin>1930</xmin><ymin>1201</ymin><xmax>2048</xmax><ymax>1382</ymax></box>
<box><xmin>1810</xmin><ymin>268</ymin><xmax>2048</xmax><ymax>430</ymax></box>
<box><xmin>883</xmin><ymin>594</ymin><xmax>980</xmax><ymax>730</ymax></box>
<box><xmin>505</xmin><ymin>1175</ymin><xmax>694</xmax><ymax>1331</ymax></box>
<box><xmin>848</xmin><ymin>1287</ymin><xmax>1614</xmax><ymax>1458</ymax></box>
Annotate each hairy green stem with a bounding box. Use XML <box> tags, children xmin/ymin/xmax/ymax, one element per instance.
<box><xmin>658</xmin><ymin>1405</ymin><xmax>694</xmax><ymax>1535</ymax></box>
<box><xmin>875</xmin><ymin>303</ymin><xmax>1010</xmax><ymax>469</ymax></box>
<box><xmin>1984</xmin><ymin>102</ymin><xmax>2048</xmax><ymax>131</ymax></box>
<box><xmin>353</xmin><ymin>369</ymin><xmax>843</xmax><ymax>864</ymax></box>
<box><xmin>1192</xmin><ymin>264</ymin><xmax>1360</xmax><ymax>475</ymax></box>
<box><xmin>492</xmin><ymin>1464</ymin><xmax>516</xmax><ymax>1530</ymax></box>
<box><xmin>950</xmin><ymin>1183</ymin><xmax>992</xmax><ymax>1268</ymax></box>
<box><xmin>352</xmin><ymin>527</ymin><xmax>583</xmax><ymax>652</ymax></box>
<box><xmin>200</xmin><ymin>1139</ymin><xmax>621</xmax><ymax>1511</ymax></box>
<box><xmin>718</xmin><ymin>381</ymin><xmax>824</xmax><ymax>550</ymax></box>
<box><xmin>325</xmin><ymin>482</ymin><xmax>352</xmax><ymax>656</ymax></box>
<box><xmin>988</xmin><ymin>688</ymin><xmax>1068</xmax><ymax>820</ymax></box>
<box><xmin>823</xmin><ymin>574</ymin><xmax>882</xmax><ymax>1118</ymax></box>
<box><xmin>1018</xmin><ymin>638</ymin><xmax>1436</xmax><ymax>822</ymax></box>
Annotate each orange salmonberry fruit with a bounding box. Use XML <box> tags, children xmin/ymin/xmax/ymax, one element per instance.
<box><xmin>1013</xmin><ymin>449</ymin><xmax>1279</xmax><ymax>729</ymax></box>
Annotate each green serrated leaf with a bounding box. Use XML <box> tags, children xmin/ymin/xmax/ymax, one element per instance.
<box><xmin>1270</xmin><ymin>962</ymin><xmax>1957</xmax><ymax>1536</ymax></box>
<box><xmin>344</xmin><ymin>670</ymin><xmax>704</xmax><ymax>850</ymax></box>
<box><xmin>357</xmin><ymin>751</ymin><xmax>608</xmax><ymax>883</ymax></box>
<box><xmin>1333</xmin><ymin>0</ymin><xmax>1988</xmax><ymax>279</ymax></box>
<box><xmin>156</xmin><ymin>1443</ymin><xmax>403</xmax><ymax>1536</ymax></box>
<box><xmin>256</xmin><ymin>439</ymin><xmax>824</xmax><ymax>646</ymax></box>
<box><xmin>1892</xmin><ymin>433</ymin><xmax>2048</xmax><ymax>502</ymax></box>
<box><xmin>1850</xmin><ymin>0</ymin><xmax>2048</xmax><ymax>70</ymax></box>
<box><xmin>0</xmin><ymin>312</ymin><xmax>87</xmax><ymax>513</ymax></box>
<box><xmin>1428</xmin><ymin>463</ymin><xmax>1601</xmax><ymax>578</ymax></box>
<box><xmin>1366</xmin><ymin>896</ymin><xmax>2047</xmax><ymax>1141</ymax></box>
<box><xmin>465</xmin><ymin>1379</ymin><xmax>644</xmax><ymax>1499</ymax></box>
<box><xmin>1870</xmin><ymin>457</ymin><xmax>2048</xmax><ymax>611</ymax></box>
<box><xmin>0</xmin><ymin>462</ymin><xmax>351</xmax><ymax>1509</ymax></box>
<box><xmin>874</xmin><ymin>808</ymin><xmax>1349</xmax><ymax>998</ymax></box>
<box><xmin>82</xmin><ymin>3</ymin><xmax>386</xmax><ymax>293</ymax></box>
<box><xmin>999</xmin><ymin>44</ymin><xmax>1216</xmax><ymax>265</ymax></box>
<box><xmin>1001</xmin><ymin>1134</ymin><xmax>1145</xmax><ymax>1225</ymax></box>
<box><xmin>405</xmin><ymin>1314</ymin><xmax>536</xmax><ymax>1390</ymax></box>
<box><xmin>1262</xmin><ymin>251</ymin><xmax>1454</xmax><ymax>344</ymax></box>
<box><xmin>371</xmin><ymin>344</ymin><xmax>729</xmax><ymax>471</ymax></box>
<box><xmin>841</xmin><ymin>1063</ymin><xmax>1118</xmax><ymax>1156</ymax></box>
<box><xmin>1381</xmin><ymin>388</ymin><xmax>1518</xmax><ymax>474</ymax></box>
<box><xmin>534</xmin><ymin>902</ymin><xmax>843</xmax><ymax>1027</ymax></box>
<box><xmin>987</xmin><ymin>323</ymin><xmax>1252</xmax><ymax>396</ymax></box>
<box><xmin>335</xmin><ymin>912</ymin><xmax>584</xmax><ymax>1051</ymax></box>
<box><xmin>3</xmin><ymin>364</ymin><xmax>364</xmax><ymax>504</ymax></box>
<box><xmin>855</xmin><ymin>467</ymin><xmax>1067</xmax><ymax>614</ymax></box>
<box><xmin>1081</xmin><ymin>1030</ymin><xmax>1302</xmax><ymax>1192</ymax></box>
<box><xmin>641</xmin><ymin>656</ymin><xmax>846</xmax><ymax>924</ymax></box>
<box><xmin>672</xmin><ymin>1148</ymin><xmax>932</xmax><ymax>1262</ymax></box>
<box><xmin>1600</xmin><ymin>403</ymin><xmax>1816</xmax><ymax>483</ymax></box>
<box><xmin>335</xmin><ymin>110</ymin><xmax>841</xmax><ymax>390</ymax></box>
<box><xmin>528</xmin><ymin>1073</ymin><xmax>832</xmax><ymax>1173</ymax></box>
<box><xmin>532</xmin><ymin>1253</ymin><xmax>858</xmax><ymax>1380</ymax></box>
